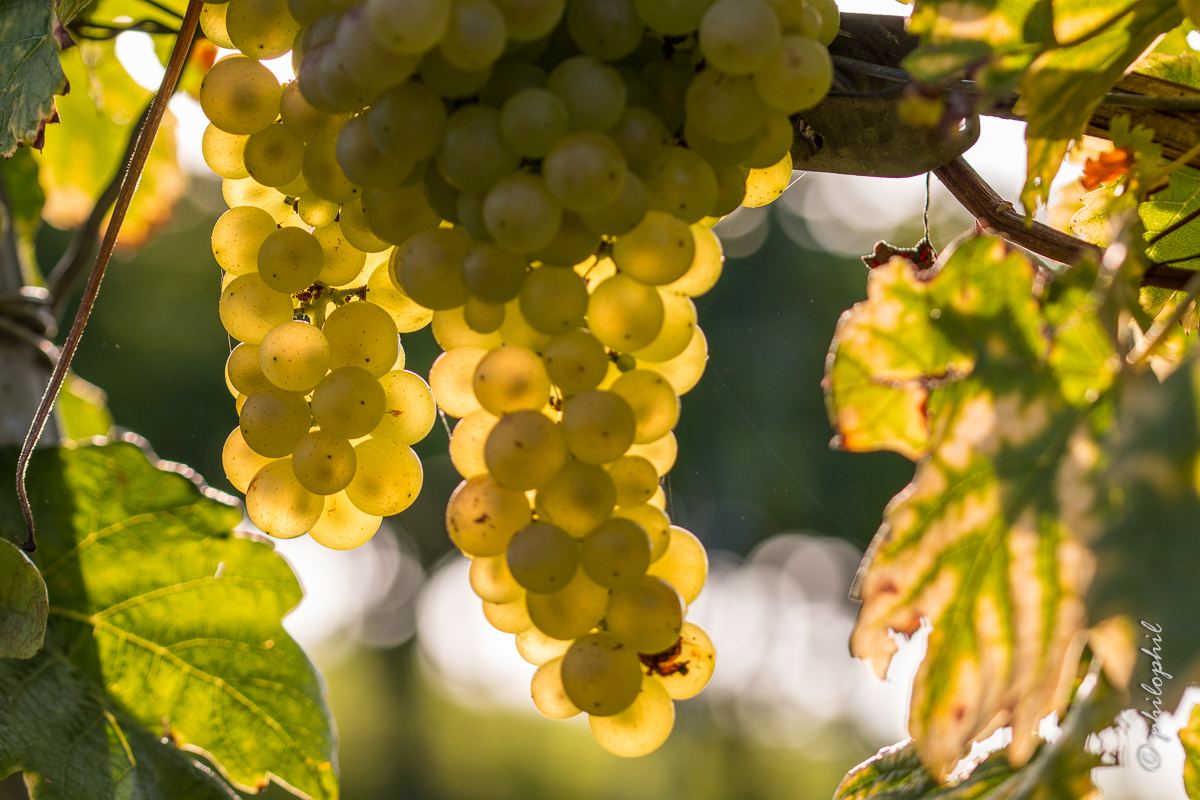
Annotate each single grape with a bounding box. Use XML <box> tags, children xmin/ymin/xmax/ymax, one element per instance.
<box><xmin>310</xmin><ymin>366</ymin><xmax>386</xmax><ymax>437</ymax></box>
<box><xmin>808</xmin><ymin>0</ymin><xmax>839</xmax><ymax>44</ymax></box>
<box><xmin>491</xmin><ymin>0</ymin><xmax>564</xmax><ymax>40</ymax></box>
<box><xmin>547</xmin><ymin>55</ymin><xmax>626</xmax><ymax>131</ymax></box>
<box><xmin>202</xmin><ymin>124</ymin><xmax>248</xmax><ymax>179</ymax></box>
<box><xmin>223</xmin><ymin>176</ymin><xmax>287</xmax><ymax>218</ymax></box>
<box><xmin>419</xmin><ymin>47</ymin><xmax>495</xmax><ymax>98</ymax></box>
<box><xmin>609</xmin><ymin>108</ymin><xmax>671</xmax><ymax>179</ymax></box>
<box><xmin>664</xmin><ymin>226</ymin><xmax>723</xmax><ymax>296</ymax></box>
<box><xmin>525</xmin><ymin>569</ymin><xmax>609</xmax><ymax>639</ymax></box>
<box><xmin>638</xmin><ymin>325</ymin><xmax>708</xmax><ymax>395</ymax></box>
<box><xmin>612</xmin><ymin>211</ymin><xmax>695</xmax><ymax>285</ymax></box>
<box><xmin>449</xmin><ymin>409</ymin><xmax>498</xmax><ymax>478</ymax></box>
<box><xmin>464</xmin><ymin>242</ymin><xmax>528</xmax><ymax>303</ymax></box>
<box><xmin>258</xmin><ymin>227</ymin><xmax>324</xmax><ymax>294</ymax></box>
<box><xmin>587</xmin><ymin>273</ymin><xmax>664</xmax><ymax>352</ymax></box>
<box><xmin>211</xmin><ymin>206</ymin><xmax>276</xmax><ymax>276</ymax></box>
<box><xmin>200</xmin><ymin>55</ymin><xmax>283</xmax><ymax>136</ymax></box>
<box><xmin>312</xmin><ymin>224</ymin><xmax>367</xmax><ymax>286</ymax></box>
<box><xmin>464</xmin><ymin>296</ymin><xmax>506</xmax><ymax>334</ymax></box>
<box><xmin>259</xmin><ymin>320</ymin><xmax>332</xmax><ymax>392</ymax></box>
<box><xmin>222</xmin><ymin>427</ymin><xmax>275</xmax><ymax>493</ymax></box>
<box><xmin>302</xmin><ymin>134</ymin><xmax>361</xmax><ymax>204</ymax></box>
<box><xmin>646</xmin><ymin>146</ymin><xmax>720</xmax><ymax>224</ymax></box>
<box><xmin>518</xmin><ymin>267</ymin><xmax>587</xmax><ymax>334</ymax></box>
<box><xmin>685</xmin><ymin>68</ymin><xmax>766</xmax><ymax>143</ymax></box>
<box><xmin>309</xmin><ymin>490</ymin><xmax>384</xmax><ymax>549</ymax></box>
<box><xmin>429</xmin><ymin>346</ymin><xmax>487</xmax><ymax>417</ymax></box>
<box><xmin>482</xmin><ymin>596</ymin><xmax>533</xmax><ymax>633</ymax></box>
<box><xmin>561</xmin><ymin>632</ymin><xmax>643</xmax><ymax>716</ymax></box>
<box><xmin>589</xmin><ymin>675</ymin><xmax>675</xmax><ymax>756</ymax></box>
<box><xmin>336</xmin><ymin>114</ymin><xmax>412</xmax><ymax>189</ymax></box>
<box><xmin>626</xmin><ymin>431</ymin><xmax>677</xmax><ymax>475</ymax></box>
<box><xmin>323</xmin><ymin>301</ymin><xmax>399</xmax><ymax>376</ymax></box>
<box><xmin>710</xmin><ymin>162</ymin><xmax>749</xmax><ymax>216</ymax></box>
<box><xmin>291</xmin><ymin>429</ymin><xmax>357</xmax><ymax>494</ymax></box>
<box><xmin>395</xmin><ymin>227</ymin><xmax>472</xmax><ymax>310</ymax></box>
<box><xmin>446</xmin><ymin>475</ymin><xmax>532</xmax><ymax>555</ymax></box>
<box><xmin>566</xmin><ymin>0</ymin><xmax>642</xmax><ymax>60</ymax></box>
<box><xmin>483</xmin><ymin>172</ymin><xmax>563</xmax><ymax>253</ymax></box>
<box><xmin>440</xmin><ymin>0</ymin><xmax>507</xmax><ymax>71</ymax></box>
<box><xmin>366</xmin><ymin>0</ymin><xmax>451</xmax><ymax>54</ymax></box>
<box><xmin>220</xmin><ymin>273</ymin><xmax>294</xmax><ymax>345</ymax></box>
<box><xmin>605</xmin><ymin>455</ymin><xmax>659</xmax><ymax>507</ymax></box>
<box><xmin>580</xmin><ymin>516</ymin><xmax>651</xmax><ymax>587</ymax></box>
<box><xmin>535</xmin><ymin>459</ymin><xmax>616</xmax><ymax>536</ymax></box>
<box><xmin>542</xmin><ymin>329</ymin><xmax>608</xmax><ymax>394</ymax></box>
<box><xmin>438</xmin><ymin>105</ymin><xmax>520</xmax><ymax>193</ymax></box>
<box><xmin>543</xmin><ymin>131</ymin><xmax>627</xmax><ymax>211</ymax></box>
<box><xmin>633</xmin><ymin>290</ymin><xmax>696</xmax><ymax>362</ymax></box>
<box><xmin>200</xmin><ymin>2</ymin><xmax>235</xmax><ymax>48</ymax></box>
<box><xmin>246</xmin><ymin>458</ymin><xmax>325</xmax><ymax>538</ymax></box>
<box><xmin>753</xmin><ymin>35</ymin><xmax>832</xmax><ymax>113</ymax></box>
<box><xmin>647</xmin><ymin>621</ymin><xmax>715</xmax><ymax>700</ymax></box>
<box><xmin>610</xmin><ymin>369</ymin><xmax>680</xmax><ymax>443</ymax></box>
<box><xmin>516</xmin><ymin>626</ymin><xmax>573</xmax><ymax>666</ymax></box>
<box><xmin>531</xmin><ymin>656</ymin><xmax>583</xmax><ymax>719</ymax></box>
<box><xmin>484</xmin><ymin>409</ymin><xmax>567</xmax><ymax>489</ymax></box>
<box><xmin>578</xmin><ymin>171</ymin><xmax>648</xmax><ymax>236</ymax></box>
<box><xmin>240</xmin><ymin>386</ymin><xmax>312</xmax><ymax>457</ymax></box>
<box><xmin>646</xmin><ymin>525</ymin><xmax>707</xmax><ymax>603</ymax></box>
<box><xmin>561</xmin><ymin>390</ymin><xmax>636</xmax><ymax>464</ymax></box>
<box><xmin>288</xmin><ymin>0</ymin><xmax>335</xmax><ymax>27</ymax></box>
<box><xmin>632</xmin><ymin>0</ymin><xmax>714</xmax><ymax>34</ymax></box>
<box><xmin>742</xmin><ymin>151</ymin><xmax>793</xmax><ymax>207</ymax></box>
<box><xmin>473</xmin><ymin>345</ymin><xmax>552</xmax><ymax>415</ymax></box>
<box><xmin>227</xmin><ymin>343</ymin><xmax>273</xmax><ymax>396</ymax></box>
<box><xmin>226</xmin><ymin>0</ymin><xmax>300</xmax><ymax>58</ymax></box>
<box><xmin>500</xmin><ymin>88</ymin><xmax>568</xmax><ymax>158</ymax></box>
<box><xmin>367</xmin><ymin>82</ymin><xmax>446</xmax><ymax>169</ymax></box>
<box><xmin>607</xmin><ymin>575</ymin><xmax>683</xmax><ymax>653</ymax></box>
<box><xmin>345</xmin><ymin>437</ymin><xmax>424</xmax><ymax>515</ymax></box>
<box><xmin>507</xmin><ymin>522</ymin><xmax>579</xmax><ymax>592</ymax></box>
<box><xmin>372</xmin><ymin>370</ymin><xmax>437</xmax><ymax>444</ymax></box>
<box><xmin>470</xmin><ymin>551</ymin><xmax>524</xmax><ymax>603</ymax></box>
<box><xmin>699</xmin><ymin>0</ymin><xmax>780</xmax><ymax>74</ymax></box>
<box><xmin>243</xmin><ymin>122</ymin><xmax>304</xmax><ymax>188</ymax></box>
<box><xmin>530</xmin><ymin>212</ymin><xmax>600</xmax><ymax>267</ymax></box>
<box><xmin>612</xmin><ymin>502</ymin><xmax>670</xmax><ymax>560</ymax></box>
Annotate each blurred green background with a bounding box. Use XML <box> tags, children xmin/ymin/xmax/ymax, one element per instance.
<box><xmin>40</xmin><ymin>178</ymin><xmax>916</xmax><ymax>800</ymax></box>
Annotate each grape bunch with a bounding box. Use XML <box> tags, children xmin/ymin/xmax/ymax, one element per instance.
<box><xmin>197</xmin><ymin>0</ymin><xmax>838</xmax><ymax>756</ymax></box>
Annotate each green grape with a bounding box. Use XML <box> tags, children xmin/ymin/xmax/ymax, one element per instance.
<box><xmin>345</xmin><ymin>437</ymin><xmax>423</xmax><ymax>515</ymax></box>
<box><xmin>202</xmin><ymin>124</ymin><xmax>248</xmax><ymax>179</ymax></box>
<box><xmin>566</xmin><ymin>0</ymin><xmax>642</xmax><ymax>60</ymax></box>
<box><xmin>482</xmin><ymin>596</ymin><xmax>533</xmax><ymax>633</ymax></box>
<box><xmin>340</xmin><ymin>197</ymin><xmax>392</xmax><ymax>253</ymax></box>
<box><xmin>362</xmin><ymin>183</ymin><xmax>442</xmax><ymax>246</ymax></box>
<box><xmin>395</xmin><ymin>227</ymin><xmax>472</xmax><ymax>310</ymax></box>
<box><xmin>473</xmin><ymin>345</ymin><xmax>552</xmax><ymax>414</ymax></box>
<box><xmin>742</xmin><ymin>151</ymin><xmax>792</xmax><ymax>207</ymax></box>
<box><xmin>324</xmin><ymin>301</ymin><xmax>398</xmax><ymax>376</ymax></box>
<box><xmin>699</xmin><ymin>0</ymin><xmax>780</xmax><ymax>74</ymax></box>
<box><xmin>652</xmin><ymin>621</ymin><xmax>714</xmax><ymax>699</ymax></box>
<box><xmin>507</xmin><ymin>522</ymin><xmax>579</xmax><ymax>592</ymax></box>
<box><xmin>518</xmin><ymin>628</ymin><xmax>573</xmax><ymax>666</ymax></box>
<box><xmin>646</xmin><ymin>147</ymin><xmax>719</xmax><ymax>224</ymax></box>
<box><xmin>499</xmin><ymin>296</ymin><xmax>552</xmax><ymax>350</ymax></box>
<box><xmin>464</xmin><ymin>296</ymin><xmax>506</xmax><ymax>333</ymax></box>
<box><xmin>464</xmin><ymin>242</ymin><xmax>528</xmax><ymax>303</ymax></box>
<box><xmin>742</xmin><ymin>112</ymin><xmax>793</xmax><ymax>168</ymax></box>
<box><xmin>561</xmin><ymin>632</ymin><xmax>643</xmax><ymax>715</ymax></box>
<box><xmin>587</xmin><ymin>273</ymin><xmax>664</xmax><ymax>352</ymax></box>
<box><xmin>535</xmin><ymin>459</ymin><xmax>616</xmax><ymax>536</ymax></box>
<box><xmin>542</xmin><ymin>329</ymin><xmax>608</xmax><ymax>394</ymax></box>
<box><xmin>222</xmin><ymin>427</ymin><xmax>275</xmax><ymax>493</ymax></box>
<box><xmin>543</xmin><ymin>131</ymin><xmax>627</xmax><ymax>212</ymax></box>
<box><xmin>578</xmin><ymin>171</ymin><xmax>648</xmax><ymax>236</ymax></box>
<box><xmin>638</xmin><ymin>324</ymin><xmax>707</xmax><ymax>395</ymax></box>
<box><xmin>298</xmin><ymin>191</ymin><xmax>340</xmax><ymax>227</ymax></box>
<box><xmin>446</xmin><ymin>475</ymin><xmax>532</xmax><ymax>555</ymax></box>
<box><xmin>612</xmin><ymin>210</ymin><xmax>695</xmax><ymax>285</ymax></box>
<box><xmin>438</xmin><ymin>105</ymin><xmax>520</xmax><ymax>193</ymax></box>
<box><xmin>752</xmin><ymin>35</ymin><xmax>832</xmax><ymax>113</ymax></box>
<box><xmin>633</xmin><ymin>290</ymin><xmax>695</xmax><ymax>362</ymax></box>
<box><xmin>246</xmin><ymin>458</ymin><xmax>325</xmax><ymax>538</ymax></box>
<box><xmin>530</xmin><ymin>212</ymin><xmax>600</xmax><ymax>267</ymax></box>
<box><xmin>368</xmin><ymin>81</ymin><xmax>447</xmax><ymax>164</ymax></box>
<box><xmin>288</xmin><ymin>0</ymin><xmax>337</xmax><ymax>26</ymax></box>
<box><xmin>518</xmin><ymin>266</ymin><xmax>588</xmax><ymax>334</ymax></box>
<box><xmin>369</xmin><ymin>256</ymin><xmax>436</xmax><ymax>332</ymax></box>
<box><xmin>372</xmin><ymin>369</ymin><xmax>437</xmax><ymax>444</ymax></box>
<box><xmin>281</xmin><ymin>80</ymin><xmax>345</xmax><ymax>143</ymax></box>
<box><xmin>313</xmin><ymin>224</ymin><xmax>367</xmax><ymax>286</ymax></box>
<box><xmin>211</xmin><ymin>206</ymin><xmax>276</xmax><ymax>276</ymax></box>
<box><xmin>200</xmin><ymin>56</ymin><xmax>283</xmax><ymax>136</ymax></box>
<box><xmin>309</xmin><ymin>490</ymin><xmax>384</xmax><ymax>549</ymax></box>
<box><xmin>240</xmin><ymin>386</ymin><xmax>312</xmax><ymax>457</ymax></box>
<box><xmin>429</xmin><ymin>346</ymin><xmax>487</xmax><ymax>417</ymax></box>
<box><xmin>547</xmin><ymin>55</ymin><xmax>626</xmax><ymax>132</ymax></box>
<box><xmin>220</xmin><ymin>273</ymin><xmax>294</xmax><ymax>344</ymax></box>
<box><xmin>525</xmin><ymin>569</ymin><xmax>609</xmax><ymax>639</ymax></box>
<box><xmin>612</xmin><ymin>502</ymin><xmax>669</xmax><ymax>560</ymax></box>
<box><xmin>640</xmin><ymin>56</ymin><xmax>691</xmax><ymax>132</ymax></box>
<box><xmin>470</xmin><ymin>551</ymin><xmax>524</xmax><ymax>603</ymax></box>
<box><xmin>226</xmin><ymin>0</ymin><xmax>300</xmax><ymax>59</ymax></box>
<box><xmin>227</xmin><ymin>343</ymin><xmax>273</xmax><ymax>396</ymax></box>
<box><xmin>420</xmin><ymin>48</ymin><xmax>494</xmax><ymax>98</ymax></box>
<box><xmin>562</xmin><ymin>390</ymin><xmax>636</xmax><ymax>463</ymax></box>
<box><xmin>484</xmin><ymin>409</ymin><xmax>567</xmax><ymax>489</ymax></box>
<box><xmin>632</xmin><ymin>0</ymin><xmax>714</xmax><ymax>34</ymax></box>
<box><xmin>243</xmin><ymin>122</ymin><xmax>305</xmax><ymax>188</ymax></box>
<box><xmin>482</xmin><ymin>173</ymin><xmax>563</xmax><ymax>253</ymax></box>
<box><xmin>664</xmin><ymin>225</ymin><xmax>722</xmax><ymax>297</ymax></box>
<box><xmin>491</xmin><ymin>0</ymin><xmax>564</xmax><ymax>40</ymax></box>
<box><xmin>710</xmin><ymin>162</ymin><xmax>748</xmax><ymax>216</ymax></box>
<box><xmin>607</xmin><ymin>575</ymin><xmax>683</xmax><ymax>653</ymax></box>
<box><xmin>434</xmin><ymin>305</ymin><xmax>503</xmax><ymax>349</ymax></box>
<box><xmin>278</xmin><ymin>169</ymin><xmax>310</xmax><ymax>198</ymax></box>
<box><xmin>291</xmin><ymin>429</ymin><xmax>357</xmax><ymax>494</ymax></box>
<box><xmin>646</xmin><ymin>525</ymin><xmax>707</xmax><ymax>602</ymax></box>
<box><xmin>336</xmin><ymin>114</ymin><xmax>411</xmax><ymax>189</ymax></box>
<box><xmin>499</xmin><ymin>88</ymin><xmax>568</xmax><ymax>158</ymax></box>
<box><xmin>589</xmin><ymin>674</ymin><xmax>675</xmax><ymax>756</ymax></box>
<box><xmin>328</xmin><ymin>5</ymin><xmax>421</xmax><ymax>99</ymax></box>
<box><xmin>311</xmin><ymin>366</ymin><xmax>386</xmax><ymax>437</ymax></box>
<box><xmin>424</xmin><ymin>160</ymin><xmax>461</xmax><ymax>222</ymax></box>
<box><xmin>685</xmin><ymin>68</ymin><xmax>766</xmax><ymax>143</ymax></box>
<box><xmin>366</xmin><ymin>0</ymin><xmax>451</xmax><ymax>54</ymax></box>
<box><xmin>259</xmin><ymin>320</ymin><xmax>332</xmax><ymax>392</ymax></box>
<box><xmin>606</xmin><ymin>455</ymin><xmax>659</xmax><ymax>507</ymax></box>
<box><xmin>440</xmin><ymin>0</ymin><xmax>508</xmax><ymax>71</ymax></box>
<box><xmin>200</xmin><ymin>2</ymin><xmax>235</xmax><ymax>48</ymax></box>
<box><xmin>610</xmin><ymin>369</ymin><xmax>680</xmax><ymax>443</ymax></box>
<box><xmin>580</xmin><ymin>517</ymin><xmax>651</xmax><ymax>587</ymax></box>
<box><xmin>626</xmin><ymin>431</ymin><xmax>677</xmax><ymax>474</ymax></box>
<box><xmin>258</xmin><ymin>227</ymin><xmax>324</xmax><ymax>294</ymax></box>
<box><xmin>450</xmin><ymin>409</ymin><xmax>498</xmax><ymax>478</ymax></box>
<box><xmin>683</xmin><ymin>118</ymin><xmax>760</xmax><ymax>167</ymax></box>
<box><xmin>808</xmin><ymin>0</ymin><xmax>838</xmax><ymax>45</ymax></box>
<box><xmin>609</xmin><ymin>108</ymin><xmax>671</xmax><ymax>179</ymax></box>
<box><xmin>302</xmin><ymin>134</ymin><xmax>361</xmax><ymax>203</ymax></box>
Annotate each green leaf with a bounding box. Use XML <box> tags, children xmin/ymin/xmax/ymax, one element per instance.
<box><xmin>832</xmin><ymin>740</ymin><xmax>1014</xmax><ymax>799</ymax></box>
<box><xmin>56</xmin><ymin>372</ymin><xmax>114</xmax><ymax>440</ymax></box>
<box><xmin>0</xmin><ymin>442</ymin><xmax>338</xmax><ymax>800</ymax></box>
<box><xmin>825</xmin><ymin>236</ymin><xmax>1117</xmax><ymax>779</ymax></box>
<box><xmin>1</xmin><ymin>147</ymin><xmax>45</xmax><ymax>239</ymax></box>
<box><xmin>1141</xmin><ymin>165</ymin><xmax>1200</xmax><ymax>272</ymax></box>
<box><xmin>0</xmin><ymin>0</ymin><xmax>68</xmax><ymax>157</ymax></box>
<box><xmin>0</xmin><ymin>537</ymin><xmax>47</xmax><ymax>658</ymax></box>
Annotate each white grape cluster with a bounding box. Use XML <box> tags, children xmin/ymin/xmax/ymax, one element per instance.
<box><xmin>197</xmin><ymin>0</ymin><xmax>838</xmax><ymax>757</ymax></box>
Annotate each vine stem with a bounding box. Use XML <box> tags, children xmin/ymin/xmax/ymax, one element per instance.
<box><xmin>14</xmin><ymin>0</ymin><xmax>203</xmax><ymax>553</ymax></box>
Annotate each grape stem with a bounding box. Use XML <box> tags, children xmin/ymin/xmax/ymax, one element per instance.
<box><xmin>14</xmin><ymin>0</ymin><xmax>204</xmax><ymax>554</ymax></box>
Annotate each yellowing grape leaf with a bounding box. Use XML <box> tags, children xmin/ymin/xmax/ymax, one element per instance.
<box><xmin>35</xmin><ymin>41</ymin><xmax>187</xmax><ymax>251</ymax></box>
<box><xmin>0</xmin><ymin>0</ymin><xmax>67</xmax><ymax>157</ymax></box>
<box><xmin>0</xmin><ymin>537</ymin><xmax>47</xmax><ymax>658</ymax></box>
<box><xmin>0</xmin><ymin>442</ymin><xmax>338</xmax><ymax>800</ymax></box>
<box><xmin>825</xmin><ymin>235</ymin><xmax>1117</xmax><ymax>779</ymax></box>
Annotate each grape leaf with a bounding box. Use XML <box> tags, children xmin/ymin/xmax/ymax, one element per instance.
<box><xmin>1</xmin><ymin>147</ymin><xmax>45</xmax><ymax>241</ymax></box>
<box><xmin>825</xmin><ymin>236</ymin><xmax>1117</xmax><ymax>779</ymax></box>
<box><xmin>0</xmin><ymin>537</ymin><xmax>47</xmax><ymax>658</ymax></box>
<box><xmin>0</xmin><ymin>442</ymin><xmax>339</xmax><ymax>800</ymax></box>
<box><xmin>0</xmin><ymin>0</ymin><xmax>68</xmax><ymax>157</ymax></box>
<box><xmin>1141</xmin><ymin>165</ymin><xmax>1200</xmax><ymax>272</ymax></box>
<box><xmin>57</xmin><ymin>372</ymin><xmax>115</xmax><ymax>440</ymax></box>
